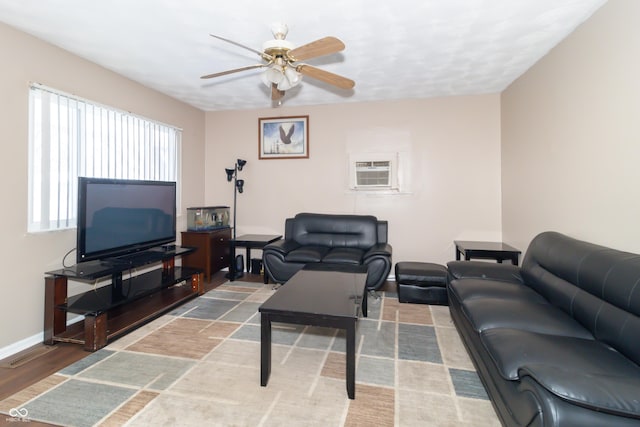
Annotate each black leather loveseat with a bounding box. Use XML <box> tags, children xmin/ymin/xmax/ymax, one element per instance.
<box><xmin>447</xmin><ymin>231</ymin><xmax>640</xmax><ymax>427</ymax></box>
<box><xmin>262</xmin><ymin>213</ymin><xmax>392</xmax><ymax>290</ymax></box>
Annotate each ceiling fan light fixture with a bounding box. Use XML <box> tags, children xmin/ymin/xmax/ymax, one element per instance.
<box><xmin>203</xmin><ymin>23</ymin><xmax>354</xmax><ymax>100</ymax></box>
<box><xmin>276</xmin><ymin>77</ymin><xmax>293</xmax><ymax>91</ymax></box>
<box><xmin>277</xmin><ymin>66</ymin><xmax>302</xmax><ymax>90</ymax></box>
<box><xmin>262</xmin><ymin>66</ymin><xmax>284</xmax><ymax>86</ymax></box>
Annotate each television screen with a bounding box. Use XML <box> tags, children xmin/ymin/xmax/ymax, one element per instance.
<box><xmin>77</xmin><ymin>177</ymin><xmax>176</xmax><ymax>263</ymax></box>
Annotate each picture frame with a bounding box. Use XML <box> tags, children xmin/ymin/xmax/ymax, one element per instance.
<box><xmin>258</xmin><ymin>115</ymin><xmax>309</xmax><ymax>159</ymax></box>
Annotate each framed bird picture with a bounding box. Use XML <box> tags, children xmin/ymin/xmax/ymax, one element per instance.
<box><xmin>258</xmin><ymin>115</ymin><xmax>309</xmax><ymax>159</ymax></box>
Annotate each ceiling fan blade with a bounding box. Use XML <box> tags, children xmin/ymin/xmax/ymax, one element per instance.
<box><xmin>296</xmin><ymin>64</ymin><xmax>355</xmax><ymax>90</ymax></box>
<box><xmin>209</xmin><ymin>34</ymin><xmax>271</xmax><ymax>59</ymax></box>
<box><xmin>200</xmin><ymin>64</ymin><xmax>266</xmax><ymax>79</ymax></box>
<box><xmin>287</xmin><ymin>36</ymin><xmax>345</xmax><ymax>62</ymax></box>
<box><xmin>271</xmin><ymin>83</ymin><xmax>285</xmax><ymax>101</ymax></box>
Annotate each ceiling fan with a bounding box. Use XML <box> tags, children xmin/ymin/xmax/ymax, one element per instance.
<box><xmin>200</xmin><ymin>23</ymin><xmax>355</xmax><ymax>102</ymax></box>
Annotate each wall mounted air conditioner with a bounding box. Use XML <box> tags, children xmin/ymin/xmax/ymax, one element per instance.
<box><xmin>348</xmin><ymin>151</ymin><xmax>400</xmax><ymax>191</ymax></box>
<box><xmin>355</xmin><ymin>160</ymin><xmax>391</xmax><ymax>188</ymax></box>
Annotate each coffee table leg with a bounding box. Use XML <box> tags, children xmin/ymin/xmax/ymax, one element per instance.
<box><xmin>346</xmin><ymin>321</ymin><xmax>356</xmax><ymax>399</ymax></box>
<box><xmin>362</xmin><ymin>290</ymin><xmax>368</xmax><ymax>318</ymax></box>
<box><xmin>261</xmin><ymin>313</ymin><xmax>271</xmax><ymax>387</ymax></box>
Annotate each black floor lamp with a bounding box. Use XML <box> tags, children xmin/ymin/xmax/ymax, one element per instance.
<box><xmin>225</xmin><ymin>159</ymin><xmax>246</xmax><ymax>279</ymax></box>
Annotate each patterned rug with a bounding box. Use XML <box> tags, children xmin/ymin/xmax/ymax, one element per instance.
<box><xmin>1</xmin><ymin>281</ymin><xmax>500</xmax><ymax>426</ymax></box>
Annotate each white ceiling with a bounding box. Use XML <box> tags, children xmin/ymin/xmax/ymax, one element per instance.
<box><xmin>0</xmin><ymin>0</ymin><xmax>606</xmax><ymax>112</ymax></box>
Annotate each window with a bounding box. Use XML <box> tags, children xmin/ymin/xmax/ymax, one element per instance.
<box><xmin>28</xmin><ymin>84</ymin><xmax>181</xmax><ymax>232</ymax></box>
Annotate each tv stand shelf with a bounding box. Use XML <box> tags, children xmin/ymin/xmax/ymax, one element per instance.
<box><xmin>44</xmin><ymin>248</ymin><xmax>203</xmax><ymax>351</ymax></box>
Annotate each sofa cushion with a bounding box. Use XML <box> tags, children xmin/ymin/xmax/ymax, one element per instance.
<box><xmin>449</xmin><ymin>278</ymin><xmax>546</xmax><ymax>303</ymax></box>
<box><xmin>460</xmin><ymin>297</ymin><xmax>593</xmax><ymax>338</ymax></box>
<box><xmin>481</xmin><ymin>328</ymin><xmax>640</xmax><ymax>418</ymax></box>
<box><xmin>291</xmin><ymin>213</ymin><xmax>378</xmax><ymax>249</ymax></box>
<box><xmin>482</xmin><ymin>329</ymin><xmax>604</xmax><ymax>381</ymax></box>
<box><xmin>285</xmin><ymin>246</ymin><xmax>330</xmax><ymax>263</ymax></box>
<box><xmin>322</xmin><ymin>247</ymin><xmax>364</xmax><ymax>265</ymax></box>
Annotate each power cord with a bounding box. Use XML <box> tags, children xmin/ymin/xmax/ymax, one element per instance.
<box><xmin>62</xmin><ymin>247</ymin><xmax>76</xmax><ymax>268</ymax></box>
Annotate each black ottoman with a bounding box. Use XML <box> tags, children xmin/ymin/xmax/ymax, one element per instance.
<box><xmin>395</xmin><ymin>262</ymin><xmax>448</xmax><ymax>305</ymax></box>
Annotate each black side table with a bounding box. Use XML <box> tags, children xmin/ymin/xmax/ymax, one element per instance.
<box><xmin>454</xmin><ymin>240</ymin><xmax>521</xmax><ymax>266</ymax></box>
<box><xmin>228</xmin><ymin>234</ymin><xmax>282</xmax><ymax>282</ymax></box>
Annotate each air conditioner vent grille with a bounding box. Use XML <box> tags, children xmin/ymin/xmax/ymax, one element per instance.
<box><xmin>355</xmin><ymin>160</ymin><xmax>391</xmax><ymax>187</ymax></box>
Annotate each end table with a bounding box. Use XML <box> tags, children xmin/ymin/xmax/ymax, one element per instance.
<box><xmin>454</xmin><ymin>240</ymin><xmax>521</xmax><ymax>266</ymax></box>
<box><xmin>228</xmin><ymin>234</ymin><xmax>282</xmax><ymax>282</ymax></box>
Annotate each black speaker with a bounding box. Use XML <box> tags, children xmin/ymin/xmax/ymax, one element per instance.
<box><xmin>235</xmin><ymin>254</ymin><xmax>244</xmax><ymax>273</ymax></box>
<box><xmin>225</xmin><ymin>254</ymin><xmax>245</xmax><ymax>280</ymax></box>
<box><xmin>251</xmin><ymin>258</ymin><xmax>263</xmax><ymax>275</ymax></box>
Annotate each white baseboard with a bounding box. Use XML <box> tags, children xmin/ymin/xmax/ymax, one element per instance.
<box><xmin>0</xmin><ymin>316</ymin><xmax>84</xmax><ymax>361</ymax></box>
<box><xmin>0</xmin><ymin>332</ymin><xmax>44</xmax><ymax>361</ymax></box>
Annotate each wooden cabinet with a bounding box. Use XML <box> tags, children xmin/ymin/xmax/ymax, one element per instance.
<box><xmin>181</xmin><ymin>228</ymin><xmax>231</xmax><ymax>281</ymax></box>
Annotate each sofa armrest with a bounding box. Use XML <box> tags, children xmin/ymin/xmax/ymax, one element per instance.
<box><xmin>362</xmin><ymin>243</ymin><xmax>392</xmax><ymax>291</ymax></box>
<box><xmin>447</xmin><ymin>260</ymin><xmax>523</xmax><ymax>284</ymax></box>
<box><xmin>263</xmin><ymin>239</ymin><xmax>300</xmax><ymax>256</ymax></box>
<box><xmin>363</xmin><ymin>243</ymin><xmax>392</xmax><ymax>260</ymax></box>
<box><xmin>519</xmin><ymin>366</ymin><xmax>640</xmax><ymax>419</ymax></box>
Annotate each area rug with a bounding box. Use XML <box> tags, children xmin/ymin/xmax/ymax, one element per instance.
<box><xmin>0</xmin><ymin>281</ymin><xmax>500</xmax><ymax>426</ymax></box>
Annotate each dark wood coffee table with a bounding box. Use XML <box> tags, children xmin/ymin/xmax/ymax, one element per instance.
<box><xmin>259</xmin><ymin>267</ymin><xmax>368</xmax><ymax>399</ymax></box>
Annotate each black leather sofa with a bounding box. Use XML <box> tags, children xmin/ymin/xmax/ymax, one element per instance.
<box><xmin>262</xmin><ymin>213</ymin><xmax>392</xmax><ymax>290</ymax></box>
<box><xmin>447</xmin><ymin>231</ymin><xmax>640</xmax><ymax>427</ymax></box>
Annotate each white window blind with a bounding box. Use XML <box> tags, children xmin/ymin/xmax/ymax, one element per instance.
<box><xmin>28</xmin><ymin>84</ymin><xmax>181</xmax><ymax>232</ymax></box>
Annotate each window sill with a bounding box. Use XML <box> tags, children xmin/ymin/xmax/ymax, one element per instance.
<box><xmin>346</xmin><ymin>189</ymin><xmax>413</xmax><ymax>196</ymax></box>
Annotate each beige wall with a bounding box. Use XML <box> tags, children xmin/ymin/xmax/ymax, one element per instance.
<box><xmin>205</xmin><ymin>95</ymin><xmax>503</xmax><ymax>266</ymax></box>
<box><xmin>501</xmin><ymin>0</ymin><xmax>640</xmax><ymax>254</ymax></box>
<box><xmin>0</xmin><ymin>22</ymin><xmax>205</xmax><ymax>353</ymax></box>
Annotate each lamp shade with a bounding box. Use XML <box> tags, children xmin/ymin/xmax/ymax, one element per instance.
<box><xmin>277</xmin><ymin>67</ymin><xmax>302</xmax><ymax>91</ymax></box>
<box><xmin>262</xmin><ymin>66</ymin><xmax>284</xmax><ymax>87</ymax></box>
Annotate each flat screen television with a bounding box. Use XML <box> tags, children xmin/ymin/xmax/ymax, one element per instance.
<box><xmin>77</xmin><ymin>177</ymin><xmax>177</xmax><ymax>264</ymax></box>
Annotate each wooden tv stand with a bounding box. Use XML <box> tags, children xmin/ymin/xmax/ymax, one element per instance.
<box><xmin>44</xmin><ymin>247</ymin><xmax>203</xmax><ymax>351</ymax></box>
